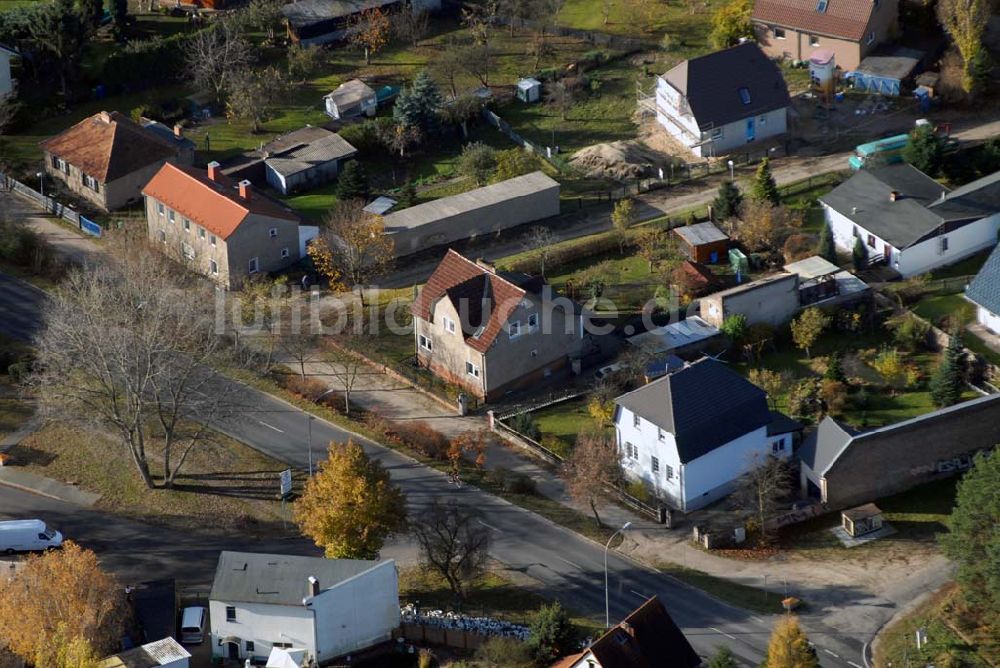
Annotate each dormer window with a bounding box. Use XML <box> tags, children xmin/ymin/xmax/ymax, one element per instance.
<box><xmin>509</xmin><ymin>320</ymin><xmax>521</xmax><ymax>339</ymax></box>
<box><xmin>738</xmin><ymin>87</ymin><xmax>751</xmax><ymax>105</ymax></box>
<box><xmin>528</xmin><ymin>313</ymin><xmax>538</xmax><ymax>332</ymax></box>
<box><xmin>816</xmin><ymin>0</ymin><xmax>828</xmax><ymax>12</ymax></box>
<box><xmin>442</xmin><ymin>316</ymin><xmax>456</xmax><ymax>334</ymax></box>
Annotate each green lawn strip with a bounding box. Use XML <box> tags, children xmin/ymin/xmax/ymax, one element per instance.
<box><xmin>399</xmin><ymin>566</ymin><xmax>602</xmax><ymax>635</ymax></box>
<box><xmin>911</xmin><ymin>293</ymin><xmax>974</xmax><ymax>330</ymax></box>
<box><xmin>928</xmin><ymin>248</ymin><xmax>992</xmax><ymax>280</ymax></box>
<box><xmin>530</xmin><ymin>396</ymin><xmax>590</xmax><ymax>451</ymax></box>
<box><xmin>216</xmin><ymin>364</ymin><xmax>616</xmax><ymax>545</ymax></box>
<box><xmin>875</xmin><ymin>582</ymin><xmax>995</xmax><ymax>668</ymax></box>
<box><xmin>0</xmin><ymin>393</ymin><xmax>32</xmax><ymax>442</ymax></box>
<box><xmin>556</xmin><ymin>0</ymin><xmax>724</xmax><ymax>50</ymax></box>
<box><xmin>657</xmin><ymin>563</ymin><xmax>786</xmax><ymax>615</ymax></box>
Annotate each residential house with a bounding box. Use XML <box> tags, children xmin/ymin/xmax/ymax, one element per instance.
<box><xmin>655</xmin><ymin>42</ymin><xmax>791</xmax><ymax>157</ymax></box>
<box><xmin>383</xmin><ymin>171</ymin><xmax>560</xmax><ymax>257</ymax></box>
<box><xmin>411</xmin><ymin>250</ymin><xmax>583</xmax><ymax>402</ymax></box>
<box><xmin>142</xmin><ymin>162</ymin><xmax>303</xmax><ymax>289</ymax></box>
<box><xmin>323</xmin><ymin>79</ymin><xmax>378</xmax><ymax>119</ymax></box>
<box><xmin>0</xmin><ymin>43</ymin><xmax>17</xmax><ymax>98</ymax></box>
<box><xmin>674</xmin><ymin>221</ymin><xmax>730</xmax><ymax>263</ymax></box>
<box><xmin>285</xmin><ymin>0</ymin><xmax>439</xmax><ymax>45</ymax></box>
<box><xmin>820</xmin><ymin>164</ymin><xmax>1000</xmax><ymax>277</ymax></box>
<box><xmin>963</xmin><ymin>241</ymin><xmax>1000</xmax><ymax>333</ymax></box>
<box><xmin>222</xmin><ymin>126</ymin><xmax>357</xmax><ymax>195</ymax></box>
<box><xmin>39</xmin><ymin>111</ymin><xmax>195</xmax><ymax>212</ymax></box>
<box><xmin>550</xmin><ymin>596</ymin><xmax>701</xmax><ymax>668</ymax></box>
<box><xmin>99</xmin><ymin>637</ymin><xmax>190</xmax><ymax>668</ymax></box>
<box><xmin>209</xmin><ymin>551</ymin><xmax>399</xmax><ymax>664</ymax></box>
<box><xmin>752</xmin><ymin>0</ymin><xmax>899</xmax><ymax>71</ymax></box>
<box><xmin>138</xmin><ymin>118</ymin><xmax>196</xmax><ymax>165</ymax></box>
<box><xmin>799</xmin><ymin>393</ymin><xmax>1000</xmax><ymax>508</ymax></box>
<box><xmin>614</xmin><ymin>357</ymin><xmax>800</xmax><ymax>511</ymax></box>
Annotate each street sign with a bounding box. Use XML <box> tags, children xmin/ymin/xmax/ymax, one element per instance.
<box><xmin>80</xmin><ymin>216</ymin><xmax>102</xmax><ymax>238</ymax></box>
<box><xmin>279</xmin><ymin>469</ymin><xmax>293</xmax><ymax>497</ymax></box>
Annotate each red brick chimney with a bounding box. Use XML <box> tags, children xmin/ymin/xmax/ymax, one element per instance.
<box><xmin>238</xmin><ymin>179</ymin><xmax>251</xmax><ymax>200</ymax></box>
<box><xmin>207</xmin><ymin>161</ymin><xmax>220</xmax><ymax>181</ymax></box>
<box><xmin>173</xmin><ymin>124</ymin><xmax>183</xmax><ymax>138</ymax></box>
<box><xmin>889</xmin><ymin>190</ymin><xmax>900</xmax><ymax>202</ymax></box>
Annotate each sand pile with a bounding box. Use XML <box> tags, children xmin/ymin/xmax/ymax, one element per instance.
<box><xmin>570</xmin><ymin>140</ymin><xmax>663</xmax><ymax>180</ymax></box>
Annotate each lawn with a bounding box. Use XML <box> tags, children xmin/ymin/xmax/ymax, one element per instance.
<box><xmin>658</xmin><ymin>563</ymin><xmax>786</xmax><ymax>615</ymax></box>
<box><xmin>874</xmin><ymin>582</ymin><xmax>997</xmax><ymax>668</ymax></box>
<box><xmin>557</xmin><ymin>0</ymin><xmax>726</xmax><ymax>51</ymax></box>
<box><xmin>530</xmin><ymin>396</ymin><xmax>591</xmax><ymax>451</ymax></box>
<box><xmin>928</xmin><ymin>248</ymin><xmax>992</xmax><ymax>280</ymax></box>
<box><xmin>0</xmin><ymin>371</ymin><xmax>32</xmax><ymax>442</ymax></box>
<box><xmin>9</xmin><ymin>422</ymin><xmax>296</xmax><ymax>534</ymax></box>
<box><xmin>911</xmin><ymin>293</ymin><xmax>974</xmax><ymax>330</ymax></box>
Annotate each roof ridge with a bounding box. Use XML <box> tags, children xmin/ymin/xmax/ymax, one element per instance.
<box><xmin>169</xmin><ymin>162</ymin><xmax>252</xmax><ymax>218</ymax></box>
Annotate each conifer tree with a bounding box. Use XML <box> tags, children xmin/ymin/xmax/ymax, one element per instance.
<box><xmin>335</xmin><ymin>160</ymin><xmax>368</xmax><ymax>200</ymax></box>
<box><xmin>930</xmin><ymin>333</ymin><xmax>964</xmax><ymax>407</ymax></box>
<box><xmin>817</xmin><ymin>220</ymin><xmax>836</xmax><ymax>263</ymax></box>
<box><xmin>713</xmin><ymin>180</ymin><xmax>743</xmax><ymax>221</ymax></box>
<box><xmin>749</xmin><ymin>157</ymin><xmax>780</xmax><ymax>205</ymax></box>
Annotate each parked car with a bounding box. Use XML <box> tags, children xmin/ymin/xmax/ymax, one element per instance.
<box><xmin>0</xmin><ymin>519</ymin><xmax>63</xmax><ymax>554</ymax></box>
<box><xmin>594</xmin><ymin>363</ymin><xmax>623</xmax><ymax>380</ymax></box>
<box><xmin>180</xmin><ymin>606</ymin><xmax>207</xmax><ymax>644</ymax></box>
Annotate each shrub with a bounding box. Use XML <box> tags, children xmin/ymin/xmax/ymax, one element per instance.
<box><xmin>626</xmin><ymin>479</ymin><xmax>650</xmax><ymax>502</ymax></box>
<box><xmin>281</xmin><ymin>375</ymin><xmax>329</xmax><ymax>400</ymax></box>
<box><xmin>540</xmin><ymin>434</ymin><xmax>570</xmax><ymax>459</ymax></box>
<box><xmin>475</xmin><ymin>636</ymin><xmax>534</xmax><ymax>668</ymax></box>
<box><xmin>506</xmin><ymin>412</ymin><xmax>541</xmax><ymax>441</ymax></box>
<box><xmin>391</xmin><ymin>420</ymin><xmax>450</xmax><ymax>460</ymax></box>
<box><xmin>484</xmin><ymin>467</ymin><xmax>536</xmax><ymax>494</ymax></box>
<box><xmin>887</xmin><ymin>313</ymin><xmax>931</xmax><ymax>351</ymax></box>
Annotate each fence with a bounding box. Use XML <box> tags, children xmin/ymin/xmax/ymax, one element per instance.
<box><xmin>481</xmin><ymin>109</ymin><xmax>572</xmax><ymax>173</ymax></box>
<box><xmin>1</xmin><ymin>170</ymin><xmax>89</xmax><ymax>231</ymax></box>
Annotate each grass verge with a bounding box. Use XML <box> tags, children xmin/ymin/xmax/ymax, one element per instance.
<box><xmin>658</xmin><ymin>563</ymin><xmax>786</xmax><ymax>615</ymax></box>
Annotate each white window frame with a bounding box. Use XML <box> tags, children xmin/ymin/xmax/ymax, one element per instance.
<box><xmin>465</xmin><ymin>361</ymin><xmax>480</xmax><ymax>378</ymax></box>
<box><xmin>772</xmin><ymin>439</ymin><xmax>785</xmax><ymax>453</ymax></box>
<box><xmin>183</xmin><ymin>218</ymin><xmax>191</xmax><ymax>232</ymax></box>
<box><xmin>281</xmin><ymin>247</ymin><xmax>290</xmax><ymax>259</ymax></box>
<box><xmin>210</xmin><ymin>259</ymin><xmax>219</xmax><ymax>275</ymax></box>
<box><xmin>633</xmin><ymin>413</ymin><xmax>641</xmax><ymax>429</ymax></box>
<box><xmin>210</xmin><ymin>234</ymin><xmax>217</xmax><ymax>247</ymax></box>
<box><xmin>528</xmin><ymin>313</ymin><xmax>538</xmax><ymax>332</ymax></box>
<box><xmin>157</xmin><ymin>202</ymin><xmax>165</xmax><ymax>217</ymax></box>
<box><xmin>773</xmin><ymin>27</ymin><xmax>786</xmax><ymax>39</ymax></box>
<box><xmin>710</xmin><ymin>127</ymin><xmax>724</xmax><ymax>140</ymax></box>
<box><xmin>651</xmin><ymin>456</ymin><xmax>660</xmax><ymax>474</ymax></box>
<box><xmin>269</xmin><ymin>227</ymin><xmax>278</xmax><ymax>238</ymax></box>
<box><xmin>809</xmin><ymin>34</ymin><xmax>819</xmax><ymax>46</ymax></box>
<box><xmin>657</xmin><ymin>427</ymin><xmax>665</xmax><ymax>442</ymax></box>
<box><xmin>419</xmin><ymin>334</ymin><xmax>433</xmax><ymax>351</ymax></box>
<box><xmin>198</xmin><ymin>227</ymin><xmax>206</xmax><ymax>239</ymax></box>
<box><xmin>248</xmin><ymin>257</ymin><xmax>259</xmax><ymax>274</ymax></box>
<box><xmin>624</xmin><ymin>442</ymin><xmax>637</xmax><ymax>460</ymax></box>
<box><xmin>509</xmin><ymin>320</ymin><xmax>521</xmax><ymax>339</ymax></box>
<box><xmin>665</xmin><ymin>465</ymin><xmax>674</xmax><ymax>480</ymax></box>
<box><xmin>82</xmin><ymin>174</ymin><xmax>100</xmax><ymax>192</ymax></box>
<box><xmin>442</xmin><ymin>316</ymin><xmax>456</xmax><ymax>334</ymax></box>
<box><xmin>168</xmin><ymin>210</ymin><xmax>175</xmax><ymax>225</ymax></box>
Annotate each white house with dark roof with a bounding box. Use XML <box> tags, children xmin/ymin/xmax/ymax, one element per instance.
<box><xmin>821</xmin><ymin>164</ymin><xmax>1000</xmax><ymax>277</ymax></box>
<box><xmin>614</xmin><ymin>358</ymin><xmax>800</xmax><ymax>511</ymax></box>
<box><xmin>964</xmin><ymin>243</ymin><xmax>1000</xmax><ymax>333</ymax></box>
<box><xmin>655</xmin><ymin>42</ymin><xmax>791</xmax><ymax>157</ymax></box>
<box><xmin>209</xmin><ymin>551</ymin><xmax>398</xmax><ymax>664</ymax></box>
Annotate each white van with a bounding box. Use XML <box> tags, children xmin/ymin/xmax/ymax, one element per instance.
<box><xmin>0</xmin><ymin>519</ymin><xmax>63</xmax><ymax>554</ymax></box>
<box><xmin>180</xmin><ymin>606</ymin><xmax>207</xmax><ymax>644</ymax></box>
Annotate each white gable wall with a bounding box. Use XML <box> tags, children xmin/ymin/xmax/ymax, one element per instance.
<box><xmin>616</xmin><ymin>406</ymin><xmax>683</xmax><ymax>508</ymax></box>
<box><xmin>976</xmin><ymin>304</ymin><xmax>1000</xmax><ymax>333</ymax></box>
<box><xmin>210</xmin><ymin>600</ymin><xmax>315</xmax><ymax>662</ymax></box>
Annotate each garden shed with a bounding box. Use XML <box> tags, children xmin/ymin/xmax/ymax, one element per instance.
<box><xmin>674</xmin><ymin>221</ymin><xmax>729</xmax><ymax>264</ymax></box>
<box><xmin>841</xmin><ymin>503</ymin><xmax>883</xmax><ymax>537</ymax></box>
<box><xmin>846</xmin><ymin>49</ymin><xmax>922</xmax><ymax>96</ymax></box>
<box><xmin>516</xmin><ymin>77</ymin><xmax>541</xmax><ymax>103</ymax></box>
<box><xmin>324</xmin><ymin>79</ymin><xmax>377</xmax><ymax>120</ymax></box>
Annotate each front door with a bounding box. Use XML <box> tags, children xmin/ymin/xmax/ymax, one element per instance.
<box><xmin>227</xmin><ymin>642</ymin><xmax>240</xmax><ymax>660</ymax></box>
<box><xmin>746</xmin><ymin>117</ymin><xmax>756</xmax><ymax>142</ymax></box>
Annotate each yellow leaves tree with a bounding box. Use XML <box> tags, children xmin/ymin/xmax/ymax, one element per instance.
<box><xmin>937</xmin><ymin>0</ymin><xmax>992</xmax><ymax>94</ymax></box>
<box><xmin>0</xmin><ymin>541</ymin><xmax>126</xmax><ymax>666</ymax></box>
<box><xmin>765</xmin><ymin>616</ymin><xmax>818</xmax><ymax>668</ymax></box>
<box><xmin>307</xmin><ymin>236</ymin><xmax>343</xmax><ymax>290</ymax></box>
<box><xmin>611</xmin><ymin>198</ymin><xmax>637</xmax><ymax>253</ymax></box>
<box><xmin>294</xmin><ymin>440</ymin><xmax>408</xmax><ymax>559</ymax></box>
<box><xmin>871</xmin><ymin>347</ymin><xmax>905</xmax><ymax>395</ymax></box>
<box><xmin>312</xmin><ymin>199</ymin><xmax>395</xmax><ymax>304</ymax></box>
<box><xmin>448</xmin><ymin>429</ymin><xmax>489</xmax><ymax>476</ymax></box>
<box><xmin>791</xmin><ymin>307</ymin><xmax>830</xmax><ymax>358</ymax></box>
<box><xmin>709</xmin><ymin>0</ymin><xmax>753</xmax><ymax>48</ymax></box>
<box><xmin>348</xmin><ymin>5</ymin><xmax>391</xmax><ymax>64</ymax></box>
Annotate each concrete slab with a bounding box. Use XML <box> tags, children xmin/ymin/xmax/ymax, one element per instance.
<box><xmin>0</xmin><ymin>467</ymin><xmax>101</xmax><ymax>507</ymax></box>
<box><xmin>829</xmin><ymin>523</ymin><xmax>897</xmax><ymax>548</ymax></box>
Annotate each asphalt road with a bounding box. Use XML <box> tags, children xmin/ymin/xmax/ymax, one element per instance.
<box><xmin>0</xmin><ymin>273</ymin><xmax>47</xmax><ymax>342</ymax></box>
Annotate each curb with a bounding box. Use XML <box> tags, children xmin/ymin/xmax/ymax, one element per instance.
<box><xmin>0</xmin><ymin>476</ymin><xmax>69</xmax><ymax>504</ymax></box>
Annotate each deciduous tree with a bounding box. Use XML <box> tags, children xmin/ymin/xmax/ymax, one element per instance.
<box><xmin>247</xmin><ymin>0</ymin><xmax>284</xmax><ymax>44</ymax></box>
<box><xmin>721</xmin><ymin>313</ymin><xmax>748</xmax><ymax>342</ymax></box>
<box><xmin>348</xmin><ymin>4</ymin><xmax>391</xmax><ymax>64</ymax></box>
<box><xmin>735</xmin><ymin>453</ymin><xmax>792</xmax><ymax>542</ymax></box>
<box><xmin>749</xmin><ymin>157</ymin><xmax>780</xmax><ymax>205</ymax></box>
<box><xmin>707</xmin><ymin>646</ymin><xmax>739</xmax><ymax>668</ymax></box>
<box><xmin>709</xmin><ymin>0</ymin><xmax>752</xmax><ymax>48</ymax></box>
<box><xmin>494</xmin><ymin>148</ymin><xmax>538</xmax><ymax>182</ymax></box>
<box><xmin>294</xmin><ymin>440</ymin><xmax>407</xmax><ymax>558</ymax></box>
<box><xmin>527</xmin><ymin>602</ymin><xmax>576</xmax><ymax>663</ymax></box>
<box><xmin>225</xmin><ymin>65</ymin><xmax>287</xmax><ymax>133</ymax></box>
<box><xmin>287</xmin><ymin>43</ymin><xmax>328</xmax><ymax>82</ymax></box>
<box><xmin>871</xmin><ymin>347</ymin><xmax>905</xmax><ymax>394</ymax></box>
<box><xmin>521</xmin><ymin>225</ymin><xmax>559</xmax><ymax>277</ymax></box>
<box><xmin>735</xmin><ymin>201</ymin><xmax>800</xmax><ymax>253</ymax></box>
<box><xmin>438</xmin><ymin>94</ymin><xmax>484</xmax><ymax>139</ymax></box>
<box><xmin>412</xmin><ymin>499</ymin><xmax>490</xmax><ymax>602</ymax></box>
<box><xmin>564</xmin><ymin>428</ymin><xmax>620</xmax><ymax>527</ymax></box>
<box><xmin>748</xmin><ymin>368</ymin><xmax>788</xmax><ymax>409</ymax></box>
<box><xmin>184</xmin><ymin>15</ymin><xmax>253</xmax><ymax>105</ymax></box>
<box><xmin>544</xmin><ymin>79</ymin><xmax>575</xmax><ymax>120</ymax></box>
<box><xmin>937</xmin><ymin>0</ymin><xmax>992</xmax><ymax>95</ymax></box>
<box><xmin>30</xmin><ymin>237</ymin><xmax>229</xmax><ymax>488</ymax></box>
<box><xmin>0</xmin><ymin>542</ymin><xmax>126</xmax><ymax>664</ymax></box>
<box><xmin>457</xmin><ymin>141</ymin><xmax>498</xmax><ymax>185</ymax></box>
<box><xmin>314</xmin><ymin>199</ymin><xmax>394</xmax><ymax>299</ymax></box>
<box><xmin>765</xmin><ymin>616</ymin><xmax>818</xmax><ymax>668</ymax></box>
<box><xmin>791</xmin><ymin>307</ymin><xmax>830</xmax><ymax>358</ymax></box>
<box><xmin>939</xmin><ymin>451</ymin><xmax>1000</xmax><ymax>620</ymax></box>
<box><xmin>611</xmin><ymin>198</ymin><xmax>636</xmax><ymax>253</ymax></box>
<box><xmin>636</xmin><ymin>227</ymin><xmax>667</xmax><ymax>272</ymax></box>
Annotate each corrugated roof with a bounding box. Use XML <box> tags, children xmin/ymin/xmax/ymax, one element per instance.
<box><xmin>662</xmin><ymin>42</ymin><xmax>791</xmax><ymax>130</ymax></box>
<box><xmin>264</xmin><ymin>126</ymin><xmax>357</xmax><ymax>178</ymax></box>
<box><xmin>210</xmin><ymin>551</ymin><xmax>384</xmax><ymax>606</ymax></box>
<box><xmin>752</xmin><ymin>0</ymin><xmax>882</xmax><ymax>41</ymax></box>
<box><xmin>324</xmin><ymin>79</ymin><xmax>377</xmax><ymax>108</ymax></box>
<box><xmin>411</xmin><ymin>250</ymin><xmax>543</xmax><ymax>354</ymax></box>
<box><xmin>966</xmin><ymin>243</ymin><xmax>1000</xmax><ymax>314</ymax></box>
<box><xmin>784</xmin><ymin>255</ymin><xmax>840</xmax><ymax>279</ymax></box>
<box><xmin>282</xmin><ymin>0</ymin><xmax>395</xmax><ymax>26</ymax></box>
<box><xmin>99</xmin><ymin>638</ymin><xmax>190</xmax><ymax>668</ymax></box>
<box><xmin>615</xmin><ymin>357</ymin><xmax>772</xmax><ymax>463</ymax></box>
<box><xmin>674</xmin><ymin>221</ymin><xmax>729</xmax><ymax>246</ymax></box>
<box><xmin>383</xmin><ymin>171</ymin><xmax>560</xmax><ymax>232</ymax></box>
<box><xmin>142</xmin><ymin>163</ymin><xmax>300</xmax><ymax>240</ymax></box>
<box><xmin>39</xmin><ymin>111</ymin><xmax>180</xmax><ymax>183</ymax></box>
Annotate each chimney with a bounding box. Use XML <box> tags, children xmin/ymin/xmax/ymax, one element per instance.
<box><xmin>307</xmin><ymin>576</ymin><xmax>319</xmax><ymax>597</ymax></box>
<box><xmin>99</xmin><ymin>110</ymin><xmax>112</xmax><ymax>124</ymax></box>
<box><xmin>620</xmin><ymin>621</ymin><xmax>635</xmax><ymax>638</ymax></box>
<box><xmin>852</xmin><ymin>206</ymin><xmax>858</xmax><ymax>215</ymax></box>
<box><xmin>173</xmin><ymin>124</ymin><xmax>183</xmax><ymax>139</ymax></box>
<box><xmin>476</xmin><ymin>258</ymin><xmax>496</xmax><ymax>273</ymax></box>
<box><xmin>940</xmin><ymin>191</ymin><xmax>946</xmax><ymax>201</ymax></box>
<box><xmin>238</xmin><ymin>179</ymin><xmax>252</xmax><ymax>200</ymax></box>
<box><xmin>207</xmin><ymin>161</ymin><xmax>220</xmax><ymax>181</ymax></box>
<box><xmin>889</xmin><ymin>190</ymin><xmax>900</xmax><ymax>202</ymax></box>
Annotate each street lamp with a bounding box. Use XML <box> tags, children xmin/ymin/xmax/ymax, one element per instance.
<box><xmin>36</xmin><ymin>171</ymin><xmax>43</xmax><ymax>197</ymax></box>
<box><xmin>727</xmin><ymin>160</ymin><xmax>735</xmax><ymax>182</ymax></box>
<box><xmin>605</xmin><ymin>521</ymin><xmax>632</xmax><ymax>629</ymax></box>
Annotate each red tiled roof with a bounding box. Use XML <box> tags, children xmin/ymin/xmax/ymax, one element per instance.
<box><xmin>752</xmin><ymin>0</ymin><xmax>878</xmax><ymax>41</ymax></box>
<box><xmin>411</xmin><ymin>250</ymin><xmax>536</xmax><ymax>354</ymax></box>
<box><xmin>141</xmin><ymin>163</ymin><xmax>300</xmax><ymax>241</ymax></box>
<box><xmin>39</xmin><ymin>111</ymin><xmax>179</xmax><ymax>183</ymax></box>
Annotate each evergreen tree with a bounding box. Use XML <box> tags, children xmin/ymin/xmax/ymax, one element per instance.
<box><xmin>930</xmin><ymin>333</ymin><xmax>964</xmax><ymax>407</ymax></box>
<box><xmin>939</xmin><ymin>451</ymin><xmax>1000</xmax><ymax>620</ymax></box>
<box><xmin>852</xmin><ymin>236</ymin><xmax>867</xmax><ymax>270</ymax></box>
<box><xmin>713</xmin><ymin>180</ymin><xmax>743</xmax><ymax>221</ymax></box>
<box><xmin>903</xmin><ymin>124</ymin><xmax>945</xmax><ymax>176</ymax></box>
<box><xmin>527</xmin><ymin>602</ymin><xmax>576</xmax><ymax>663</ymax></box>
<box><xmin>749</xmin><ymin>157</ymin><xmax>780</xmax><ymax>205</ymax></box>
<box><xmin>817</xmin><ymin>220</ymin><xmax>836</xmax><ymax>263</ymax></box>
<box><xmin>335</xmin><ymin>160</ymin><xmax>368</xmax><ymax>200</ymax></box>
<box><xmin>765</xmin><ymin>616</ymin><xmax>818</xmax><ymax>668</ymax></box>
<box><xmin>707</xmin><ymin>646</ymin><xmax>739</xmax><ymax>668</ymax></box>
<box><xmin>398</xmin><ymin>180</ymin><xmax>418</xmax><ymax>207</ymax></box>
<box><xmin>393</xmin><ymin>70</ymin><xmax>442</xmax><ymax>135</ymax></box>
<box><xmin>824</xmin><ymin>350</ymin><xmax>845</xmax><ymax>382</ymax></box>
